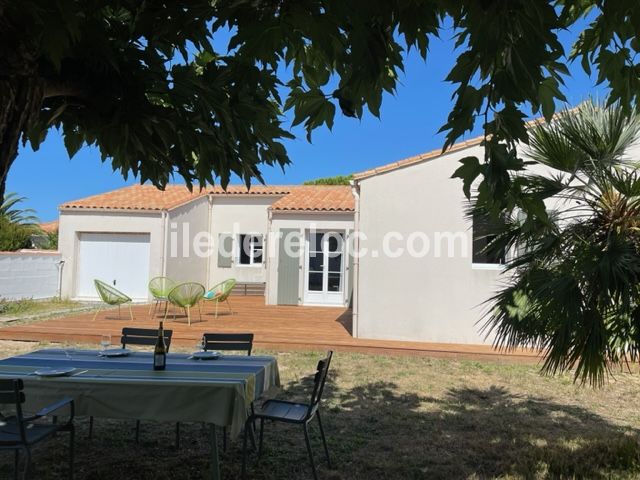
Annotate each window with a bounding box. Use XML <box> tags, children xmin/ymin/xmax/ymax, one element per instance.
<box><xmin>238</xmin><ymin>234</ymin><xmax>263</xmax><ymax>265</ymax></box>
<box><xmin>472</xmin><ymin>212</ymin><xmax>506</xmax><ymax>265</ymax></box>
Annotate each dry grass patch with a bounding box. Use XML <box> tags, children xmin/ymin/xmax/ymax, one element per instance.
<box><xmin>0</xmin><ymin>342</ymin><xmax>639</xmax><ymax>479</ymax></box>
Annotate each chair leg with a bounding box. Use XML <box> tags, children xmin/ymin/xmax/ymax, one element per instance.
<box><xmin>187</xmin><ymin>306</ymin><xmax>191</xmax><ymax>326</ymax></box>
<box><xmin>14</xmin><ymin>449</ymin><xmax>19</xmax><ymax>480</ymax></box>
<box><xmin>242</xmin><ymin>420</ymin><xmax>249</xmax><ymax>480</ymax></box>
<box><xmin>222</xmin><ymin>427</ymin><xmax>227</xmax><ymax>452</ymax></box>
<box><xmin>92</xmin><ymin>305</ymin><xmax>102</xmax><ymax>321</ymax></box>
<box><xmin>215</xmin><ymin>301</ymin><xmax>219</xmax><ymax>319</ymax></box>
<box><xmin>69</xmin><ymin>425</ymin><xmax>75</xmax><ymax>480</ymax></box>
<box><xmin>197</xmin><ymin>302</ymin><xmax>203</xmax><ymax>323</ymax></box>
<box><xmin>226</xmin><ymin>298</ymin><xmax>232</xmax><ymax>314</ymax></box>
<box><xmin>303</xmin><ymin>423</ymin><xmax>318</xmax><ymax>480</ymax></box>
<box><xmin>135</xmin><ymin>420</ymin><xmax>141</xmax><ymax>443</ymax></box>
<box><xmin>148</xmin><ymin>301</ymin><xmax>154</xmax><ymax>316</ymax></box>
<box><xmin>89</xmin><ymin>416</ymin><xmax>94</xmax><ymax>439</ymax></box>
<box><xmin>317</xmin><ymin>411</ymin><xmax>331</xmax><ymax>468</ymax></box>
<box><xmin>258</xmin><ymin>418</ymin><xmax>265</xmax><ymax>458</ymax></box>
<box><xmin>128</xmin><ymin>304</ymin><xmax>133</xmax><ymax>321</ymax></box>
<box><xmin>175</xmin><ymin>422</ymin><xmax>180</xmax><ymax>449</ymax></box>
<box><xmin>21</xmin><ymin>447</ymin><xmax>31</xmax><ymax>480</ymax></box>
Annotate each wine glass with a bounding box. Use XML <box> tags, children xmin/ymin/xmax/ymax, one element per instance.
<box><xmin>100</xmin><ymin>334</ymin><xmax>111</xmax><ymax>352</ymax></box>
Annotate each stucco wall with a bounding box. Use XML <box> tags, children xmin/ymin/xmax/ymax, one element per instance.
<box><xmin>0</xmin><ymin>251</ymin><xmax>62</xmax><ymax>300</ymax></box>
<box><xmin>355</xmin><ymin>145</ymin><xmax>504</xmax><ymax>345</ymax></box>
<box><xmin>58</xmin><ymin>210</ymin><xmax>164</xmax><ymax>299</ymax></box>
<box><xmin>266</xmin><ymin>212</ymin><xmax>354</xmax><ymax>306</ymax></box>
<box><xmin>208</xmin><ymin>196</ymin><xmax>277</xmax><ymax>286</ymax></box>
<box><xmin>166</xmin><ymin>196</ymin><xmax>210</xmax><ymax>286</ymax></box>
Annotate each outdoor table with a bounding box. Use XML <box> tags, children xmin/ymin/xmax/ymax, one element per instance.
<box><xmin>0</xmin><ymin>348</ymin><xmax>280</xmax><ymax>480</ymax></box>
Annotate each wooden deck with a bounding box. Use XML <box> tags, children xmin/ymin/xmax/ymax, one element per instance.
<box><xmin>0</xmin><ymin>296</ymin><xmax>541</xmax><ymax>362</ymax></box>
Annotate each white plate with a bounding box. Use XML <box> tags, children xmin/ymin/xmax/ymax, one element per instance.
<box><xmin>191</xmin><ymin>351</ymin><xmax>220</xmax><ymax>360</ymax></box>
<box><xmin>34</xmin><ymin>367</ymin><xmax>76</xmax><ymax>377</ymax></box>
<box><xmin>99</xmin><ymin>348</ymin><xmax>131</xmax><ymax>357</ymax></box>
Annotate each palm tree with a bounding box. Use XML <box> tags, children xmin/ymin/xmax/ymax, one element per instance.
<box><xmin>481</xmin><ymin>100</ymin><xmax>640</xmax><ymax>386</ymax></box>
<box><xmin>0</xmin><ymin>192</ymin><xmax>38</xmax><ymax>225</ymax></box>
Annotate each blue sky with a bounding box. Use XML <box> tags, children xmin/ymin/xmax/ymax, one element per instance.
<box><xmin>8</xmin><ymin>22</ymin><xmax>604</xmax><ymax>222</ymax></box>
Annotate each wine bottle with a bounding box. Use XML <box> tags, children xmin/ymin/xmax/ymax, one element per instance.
<box><xmin>153</xmin><ymin>321</ymin><xmax>167</xmax><ymax>371</ymax></box>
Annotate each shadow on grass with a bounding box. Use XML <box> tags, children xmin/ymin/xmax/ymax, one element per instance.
<box><xmin>271</xmin><ymin>372</ymin><xmax>640</xmax><ymax>479</ymax></box>
<box><xmin>1</xmin><ymin>369</ymin><xmax>639</xmax><ymax>479</ymax></box>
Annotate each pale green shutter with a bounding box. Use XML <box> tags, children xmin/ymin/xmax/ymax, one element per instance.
<box><xmin>277</xmin><ymin>229</ymin><xmax>301</xmax><ymax>305</ymax></box>
<box><xmin>218</xmin><ymin>234</ymin><xmax>233</xmax><ymax>268</ymax></box>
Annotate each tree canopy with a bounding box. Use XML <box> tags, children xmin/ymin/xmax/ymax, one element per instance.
<box><xmin>303</xmin><ymin>175</ymin><xmax>353</xmax><ymax>186</ymax></box>
<box><xmin>3</xmin><ymin>0</ymin><xmax>640</xmax><ymax>209</ymax></box>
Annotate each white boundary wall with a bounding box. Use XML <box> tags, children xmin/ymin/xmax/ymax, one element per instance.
<box><xmin>0</xmin><ymin>251</ymin><xmax>62</xmax><ymax>300</ymax></box>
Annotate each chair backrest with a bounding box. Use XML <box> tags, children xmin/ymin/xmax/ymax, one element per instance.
<box><xmin>0</xmin><ymin>379</ymin><xmax>27</xmax><ymax>442</ymax></box>
<box><xmin>203</xmin><ymin>333</ymin><xmax>253</xmax><ymax>355</ymax></box>
<box><xmin>121</xmin><ymin>327</ymin><xmax>173</xmax><ymax>352</ymax></box>
<box><xmin>149</xmin><ymin>276</ymin><xmax>176</xmax><ymax>299</ymax></box>
<box><xmin>307</xmin><ymin>351</ymin><xmax>333</xmax><ymax>418</ymax></box>
<box><xmin>168</xmin><ymin>282</ymin><xmax>205</xmax><ymax>307</ymax></box>
<box><xmin>205</xmin><ymin>278</ymin><xmax>237</xmax><ymax>301</ymax></box>
<box><xmin>94</xmin><ymin>279</ymin><xmax>132</xmax><ymax>304</ymax></box>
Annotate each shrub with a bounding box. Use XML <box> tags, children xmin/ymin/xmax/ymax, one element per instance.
<box><xmin>0</xmin><ymin>216</ymin><xmax>35</xmax><ymax>251</ymax></box>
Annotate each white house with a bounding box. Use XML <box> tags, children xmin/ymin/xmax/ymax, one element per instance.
<box><xmin>351</xmin><ymin>137</ymin><xmax>503</xmax><ymax>345</ymax></box>
<box><xmin>57</xmin><ymin>135</ymin><xmax>550</xmax><ymax>346</ymax></box>
<box><xmin>58</xmin><ymin>184</ymin><xmax>355</xmax><ymax>308</ymax></box>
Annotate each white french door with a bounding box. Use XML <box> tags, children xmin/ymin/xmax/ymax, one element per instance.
<box><xmin>304</xmin><ymin>231</ymin><xmax>345</xmax><ymax>305</ymax></box>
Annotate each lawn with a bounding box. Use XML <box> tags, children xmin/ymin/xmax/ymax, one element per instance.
<box><xmin>1</xmin><ymin>340</ymin><xmax>640</xmax><ymax>479</ymax></box>
<box><xmin>0</xmin><ymin>298</ymin><xmax>85</xmax><ymax>322</ymax></box>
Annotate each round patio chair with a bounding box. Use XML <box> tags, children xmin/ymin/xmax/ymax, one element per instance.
<box><xmin>148</xmin><ymin>276</ymin><xmax>176</xmax><ymax>317</ymax></box>
<box><xmin>93</xmin><ymin>279</ymin><xmax>133</xmax><ymax>321</ymax></box>
<box><xmin>165</xmin><ymin>282</ymin><xmax>205</xmax><ymax>326</ymax></box>
<box><xmin>203</xmin><ymin>278</ymin><xmax>237</xmax><ymax>318</ymax></box>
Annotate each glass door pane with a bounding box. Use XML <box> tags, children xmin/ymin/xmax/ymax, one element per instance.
<box><xmin>308</xmin><ymin>232</ymin><xmax>325</xmax><ymax>291</ymax></box>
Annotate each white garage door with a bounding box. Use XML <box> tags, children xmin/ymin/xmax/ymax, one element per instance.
<box><xmin>75</xmin><ymin>233</ymin><xmax>151</xmax><ymax>301</ymax></box>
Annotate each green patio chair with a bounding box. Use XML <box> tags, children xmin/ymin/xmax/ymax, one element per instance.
<box><xmin>165</xmin><ymin>282</ymin><xmax>205</xmax><ymax>326</ymax></box>
<box><xmin>203</xmin><ymin>278</ymin><xmax>237</xmax><ymax>318</ymax></box>
<box><xmin>148</xmin><ymin>276</ymin><xmax>176</xmax><ymax>317</ymax></box>
<box><xmin>93</xmin><ymin>279</ymin><xmax>134</xmax><ymax>321</ymax></box>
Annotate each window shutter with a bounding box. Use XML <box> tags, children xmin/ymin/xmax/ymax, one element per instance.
<box><xmin>218</xmin><ymin>234</ymin><xmax>233</xmax><ymax>268</ymax></box>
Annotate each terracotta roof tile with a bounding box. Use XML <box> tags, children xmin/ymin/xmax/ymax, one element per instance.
<box><xmin>60</xmin><ymin>184</ymin><xmax>354</xmax><ymax>213</ymax></box>
<box><xmin>60</xmin><ymin>184</ymin><xmax>295</xmax><ymax>211</ymax></box>
<box><xmin>270</xmin><ymin>186</ymin><xmax>354</xmax><ymax>212</ymax></box>
<box><xmin>353</xmin><ymin>134</ymin><xmax>484</xmax><ymax>181</ymax></box>
<box><xmin>352</xmin><ymin>111</ymin><xmax>574</xmax><ymax>182</ymax></box>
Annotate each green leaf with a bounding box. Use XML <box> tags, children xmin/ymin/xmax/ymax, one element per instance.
<box><xmin>452</xmin><ymin>156</ymin><xmax>482</xmax><ymax>199</ymax></box>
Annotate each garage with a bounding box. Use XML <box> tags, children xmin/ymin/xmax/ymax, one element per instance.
<box><xmin>75</xmin><ymin>233</ymin><xmax>151</xmax><ymax>301</ymax></box>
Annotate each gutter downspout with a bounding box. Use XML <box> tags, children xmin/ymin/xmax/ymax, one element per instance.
<box><xmin>56</xmin><ymin>259</ymin><xmax>65</xmax><ymax>299</ymax></box>
<box><xmin>350</xmin><ymin>180</ymin><xmax>360</xmax><ymax>338</ymax></box>
<box><xmin>265</xmin><ymin>208</ymin><xmax>273</xmax><ymax>304</ymax></box>
<box><xmin>161</xmin><ymin>210</ymin><xmax>168</xmax><ymax>278</ymax></box>
<box><xmin>205</xmin><ymin>194</ymin><xmax>213</xmax><ymax>287</ymax></box>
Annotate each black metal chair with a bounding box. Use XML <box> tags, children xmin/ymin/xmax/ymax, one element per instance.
<box><xmin>88</xmin><ymin>327</ymin><xmax>173</xmax><ymax>441</ymax></box>
<box><xmin>203</xmin><ymin>333</ymin><xmax>254</xmax><ymax>356</ymax></box>
<box><xmin>0</xmin><ymin>379</ymin><xmax>75</xmax><ymax>480</ymax></box>
<box><xmin>120</xmin><ymin>327</ymin><xmax>173</xmax><ymax>351</ymax></box>
<box><xmin>202</xmin><ymin>333</ymin><xmax>254</xmax><ymax>451</ymax></box>
<box><xmin>242</xmin><ymin>351</ymin><xmax>333</xmax><ymax>480</ymax></box>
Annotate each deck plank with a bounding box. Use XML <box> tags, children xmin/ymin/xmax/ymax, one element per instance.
<box><xmin>0</xmin><ymin>296</ymin><xmax>541</xmax><ymax>362</ymax></box>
